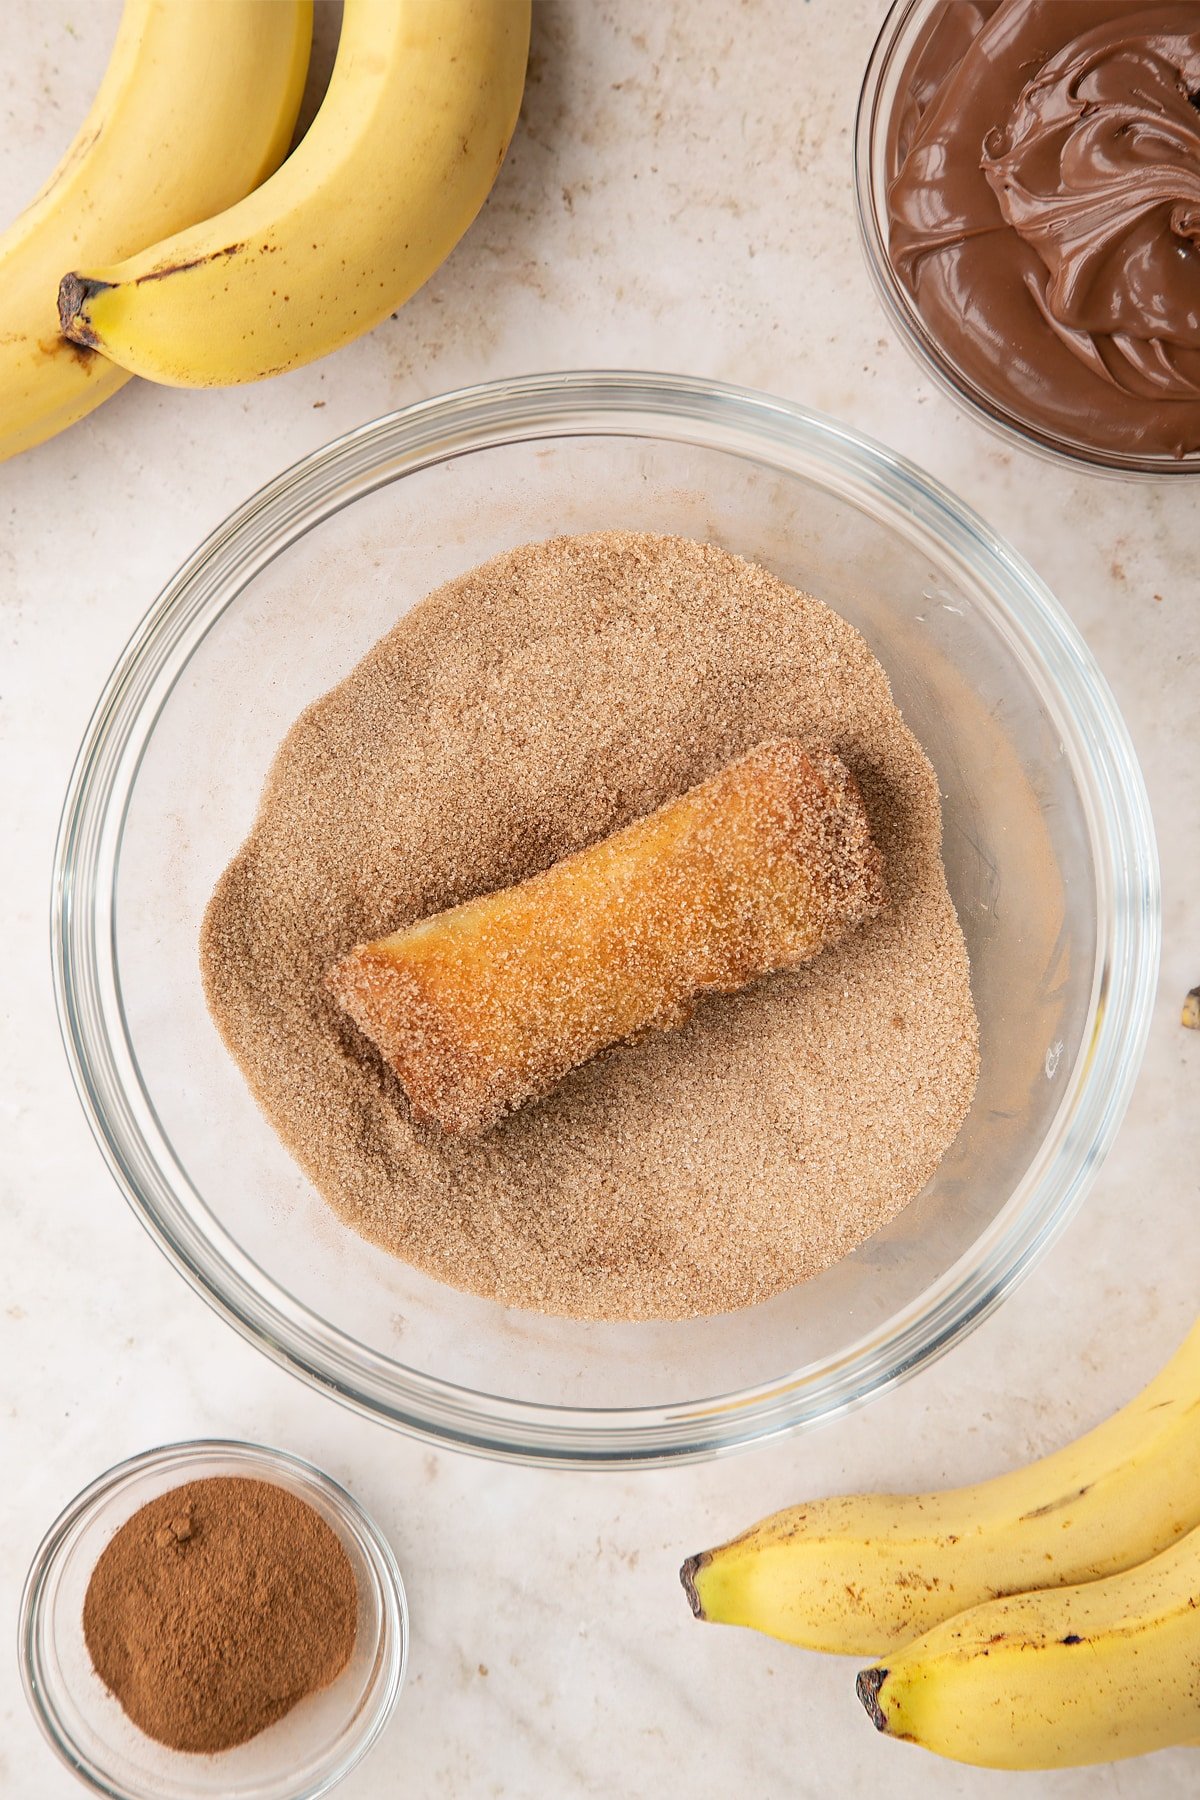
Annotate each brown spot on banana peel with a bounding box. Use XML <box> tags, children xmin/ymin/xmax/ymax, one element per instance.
<box><xmin>1017</xmin><ymin>1483</ymin><xmax>1091</xmax><ymax>1522</ymax></box>
<box><xmin>679</xmin><ymin>1553</ymin><xmax>707</xmax><ymax>1619</ymax></box>
<box><xmin>36</xmin><ymin>331</ymin><xmax>96</xmax><ymax>371</ymax></box>
<box><xmin>132</xmin><ymin>243</ymin><xmax>246</xmax><ymax>282</ymax></box>
<box><xmin>895</xmin><ymin>1570</ymin><xmax>941</xmax><ymax>1591</ymax></box>
<box><xmin>856</xmin><ymin>1666</ymin><xmax>889</xmax><ymax>1731</ymax></box>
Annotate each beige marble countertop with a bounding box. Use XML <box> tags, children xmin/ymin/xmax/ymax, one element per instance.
<box><xmin>3</xmin><ymin>3</ymin><xmax>1199</xmax><ymax>1795</ymax></box>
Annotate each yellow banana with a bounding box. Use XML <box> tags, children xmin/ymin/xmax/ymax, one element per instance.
<box><xmin>0</xmin><ymin>0</ymin><xmax>311</xmax><ymax>462</ymax></box>
<box><xmin>58</xmin><ymin>0</ymin><xmax>531</xmax><ymax>387</ymax></box>
<box><xmin>681</xmin><ymin>1315</ymin><xmax>1200</xmax><ymax>1655</ymax></box>
<box><xmin>857</xmin><ymin>1525</ymin><xmax>1200</xmax><ymax>1769</ymax></box>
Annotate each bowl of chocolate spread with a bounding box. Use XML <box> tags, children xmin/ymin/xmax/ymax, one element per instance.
<box><xmin>856</xmin><ymin>0</ymin><xmax>1200</xmax><ymax>471</ymax></box>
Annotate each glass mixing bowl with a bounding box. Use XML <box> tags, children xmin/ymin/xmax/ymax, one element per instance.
<box><xmin>855</xmin><ymin>0</ymin><xmax>1200</xmax><ymax>477</ymax></box>
<box><xmin>53</xmin><ymin>372</ymin><xmax>1159</xmax><ymax>1466</ymax></box>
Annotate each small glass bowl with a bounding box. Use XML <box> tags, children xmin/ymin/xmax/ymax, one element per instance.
<box><xmin>855</xmin><ymin>0</ymin><xmax>1200</xmax><ymax>477</ymax></box>
<box><xmin>18</xmin><ymin>1441</ymin><xmax>407</xmax><ymax>1800</ymax></box>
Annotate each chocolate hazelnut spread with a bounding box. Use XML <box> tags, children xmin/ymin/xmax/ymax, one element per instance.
<box><xmin>886</xmin><ymin>1</ymin><xmax>1200</xmax><ymax>460</ymax></box>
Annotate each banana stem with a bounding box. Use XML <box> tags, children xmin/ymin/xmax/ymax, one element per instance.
<box><xmin>856</xmin><ymin>1666</ymin><xmax>889</xmax><ymax>1731</ymax></box>
<box><xmin>58</xmin><ymin>274</ymin><xmax>109</xmax><ymax>350</ymax></box>
<box><xmin>679</xmin><ymin>1554</ymin><xmax>707</xmax><ymax>1619</ymax></box>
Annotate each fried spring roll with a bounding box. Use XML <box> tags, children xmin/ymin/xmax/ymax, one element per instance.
<box><xmin>327</xmin><ymin>739</ymin><xmax>884</xmax><ymax>1136</ymax></box>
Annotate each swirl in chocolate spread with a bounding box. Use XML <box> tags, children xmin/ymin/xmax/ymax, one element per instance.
<box><xmin>886</xmin><ymin>1</ymin><xmax>1200</xmax><ymax>459</ymax></box>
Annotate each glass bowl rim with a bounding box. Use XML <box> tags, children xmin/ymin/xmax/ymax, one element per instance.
<box><xmin>17</xmin><ymin>1437</ymin><xmax>408</xmax><ymax>1800</ymax></box>
<box><xmin>51</xmin><ymin>368</ymin><xmax>1160</xmax><ymax>1467</ymax></box>
<box><xmin>853</xmin><ymin>0</ymin><xmax>1200</xmax><ymax>479</ymax></box>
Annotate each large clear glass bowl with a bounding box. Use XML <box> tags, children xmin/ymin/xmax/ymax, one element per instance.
<box><xmin>855</xmin><ymin>0</ymin><xmax>1200</xmax><ymax>477</ymax></box>
<box><xmin>53</xmin><ymin>372</ymin><xmax>1159</xmax><ymax>1466</ymax></box>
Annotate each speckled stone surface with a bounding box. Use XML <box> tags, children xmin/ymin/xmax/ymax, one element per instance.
<box><xmin>3</xmin><ymin>4</ymin><xmax>1199</xmax><ymax>1796</ymax></box>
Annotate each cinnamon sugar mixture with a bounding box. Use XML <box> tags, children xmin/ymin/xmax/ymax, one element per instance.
<box><xmin>200</xmin><ymin>532</ymin><xmax>980</xmax><ymax>1321</ymax></box>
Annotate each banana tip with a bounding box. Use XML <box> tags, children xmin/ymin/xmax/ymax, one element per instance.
<box><xmin>679</xmin><ymin>1553</ymin><xmax>708</xmax><ymax>1618</ymax></box>
<box><xmin>855</xmin><ymin>1666</ymin><xmax>889</xmax><ymax>1731</ymax></box>
<box><xmin>58</xmin><ymin>272</ymin><xmax>108</xmax><ymax>348</ymax></box>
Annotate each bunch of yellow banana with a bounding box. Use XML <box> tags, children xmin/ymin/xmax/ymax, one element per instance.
<box><xmin>0</xmin><ymin>0</ymin><xmax>311</xmax><ymax>461</ymax></box>
<box><xmin>682</xmin><ymin>1316</ymin><xmax>1200</xmax><ymax>1769</ymax></box>
<box><xmin>2</xmin><ymin>0</ymin><xmax>529</xmax><ymax>462</ymax></box>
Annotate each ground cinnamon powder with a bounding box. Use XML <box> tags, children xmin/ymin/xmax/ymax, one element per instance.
<box><xmin>201</xmin><ymin>531</ymin><xmax>980</xmax><ymax>1320</ymax></box>
<box><xmin>83</xmin><ymin>1477</ymin><xmax>357</xmax><ymax>1753</ymax></box>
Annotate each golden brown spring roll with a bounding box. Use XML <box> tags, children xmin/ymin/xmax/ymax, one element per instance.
<box><xmin>327</xmin><ymin>739</ymin><xmax>884</xmax><ymax>1136</ymax></box>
